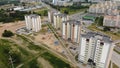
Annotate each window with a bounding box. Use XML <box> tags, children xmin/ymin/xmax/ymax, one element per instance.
<box><xmin>86</xmin><ymin>39</ymin><xmax>89</xmax><ymax>42</ymax></box>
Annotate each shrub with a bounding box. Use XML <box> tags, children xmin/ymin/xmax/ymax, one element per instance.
<box><xmin>2</xmin><ymin>30</ymin><xmax>14</xmax><ymax>37</ymax></box>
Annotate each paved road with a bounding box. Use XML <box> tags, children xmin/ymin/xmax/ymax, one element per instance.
<box><xmin>69</xmin><ymin>12</ymin><xmax>87</xmax><ymax>20</ymax></box>
<box><xmin>111</xmin><ymin>51</ymin><xmax>120</xmax><ymax>67</ymax></box>
<box><xmin>113</xmin><ymin>40</ymin><xmax>120</xmax><ymax>44</ymax></box>
<box><xmin>41</xmin><ymin>2</ymin><xmax>58</xmax><ymax>12</ymax></box>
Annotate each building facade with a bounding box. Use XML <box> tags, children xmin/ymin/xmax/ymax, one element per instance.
<box><xmin>89</xmin><ymin>1</ymin><xmax>118</xmax><ymax>14</ymax></box>
<box><xmin>103</xmin><ymin>9</ymin><xmax>120</xmax><ymax>28</ymax></box>
<box><xmin>25</xmin><ymin>14</ymin><xmax>41</xmax><ymax>32</ymax></box>
<box><xmin>78</xmin><ymin>32</ymin><xmax>114</xmax><ymax>68</ymax></box>
<box><xmin>62</xmin><ymin>20</ymin><xmax>81</xmax><ymax>43</ymax></box>
<box><xmin>53</xmin><ymin>13</ymin><xmax>69</xmax><ymax>30</ymax></box>
<box><xmin>48</xmin><ymin>10</ymin><xmax>58</xmax><ymax>23</ymax></box>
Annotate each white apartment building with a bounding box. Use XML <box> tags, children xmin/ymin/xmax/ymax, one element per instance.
<box><xmin>48</xmin><ymin>10</ymin><xmax>58</xmax><ymax>23</ymax></box>
<box><xmin>52</xmin><ymin>0</ymin><xmax>72</xmax><ymax>6</ymax></box>
<box><xmin>62</xmin><ymin>20</ymin><xmax>81</xmax><ymax>43</ymax></box>
<box><xmin>53</xmin><ymin>13</ymin><xmax>69</xmax><ymax>30</ymax></box>
<box><xmin>25</xmin><ymin>14</ymin><xmax>41</xmax><ymax>32</ymax></box>
<box><xmin>78</xmin><ymin>32</ymin><xmax>114</xmax><ymax>68</ymax></box>
<box><xmin>89</xmin><ymin>1</ymin><xmax>118</xmax><ymax>14</ymax></box>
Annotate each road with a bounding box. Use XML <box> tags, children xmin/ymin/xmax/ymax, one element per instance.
<box><xmin>41</xmin><ymin>2</ymin><xmax>57</xmax><ymax>12</ymax></box>
<box><xmin>111</xmin><ymin>51</ymin><xmax>120</xmax><ymax>67</ymax></box>
<box><xmin>69</xmin><ymin>12</ymin><xmax>87</xmax><ymax>20</ymax></box>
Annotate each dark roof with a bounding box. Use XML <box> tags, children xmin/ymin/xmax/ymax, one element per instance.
<box><xmin>63</xmin><ymin>20</ymin><xmax>81</xmax><ymax>25</ymax></box>
<box><xmin>81</xmin><ymin>32</ymin><xmax>112</xmax><ymax>43</ymax></box>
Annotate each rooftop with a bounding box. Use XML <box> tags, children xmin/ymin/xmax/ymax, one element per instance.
<box><xmin>25</xmin><ymin>14</ymin><xmax>40</xmax><ymax>18</ymax></box>
<box><xmin>63</xmin><ymin>20</ymin><xmax>81</xmax><ymax>25</ymax></box>
<box><xmin>81</xmin><ymin>32</ymin><xmax>112</xmax><ymax>43</ymax></box>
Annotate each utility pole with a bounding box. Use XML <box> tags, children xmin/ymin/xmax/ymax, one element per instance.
<box><xmin>9</xmin><ymin>55</ymin><xmax>14</xmax><ymax>68</ymax></box>
<box><xmin>9</xmin><ymin>51</ymin><xmax>14</xmax><ymax>68</ymax></box>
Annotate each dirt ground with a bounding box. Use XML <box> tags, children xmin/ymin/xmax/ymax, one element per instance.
<box><xmin>0</xmin><ymin>21</ymin><xmax>25</xmax><ymax>38</ymax></box>
<box><xmin>34</xmin><ymin>32</ymin><xmax>64</xmax><ymax>53</ymax></box>
<box><xmin>0</xmin><ymin>20</ymin><xmax>64</xmax><ymax>53</ymax></box>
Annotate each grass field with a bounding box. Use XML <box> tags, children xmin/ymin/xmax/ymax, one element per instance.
<box><xmin>41</xmin><ymin>52</ymin><xmax>71</xmax><ymax>68</ymax></box>
<box><xmin>0</xmin><ymin>35</ymin><xmax>72</xmax><ymax>68</ymax></box>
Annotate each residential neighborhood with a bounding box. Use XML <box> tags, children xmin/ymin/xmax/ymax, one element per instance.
<box><xmin>0</xmin><ymin>0</ymin><xmax>120</xmax><ymax>68</ymax></box>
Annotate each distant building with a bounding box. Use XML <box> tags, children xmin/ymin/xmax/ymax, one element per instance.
<box><xmin>89</xmin><ymin>1</ymin><xmax>118</xmax><ymax>14</ymax></box>
<box><xmin>103</xmin><ymin>15</ymin><xmax>120</xmax><ymax>28</ymax></box>
<box><xmin>20</xmin><ymin>0</ymin><xmax>41</xmax><ymax>3</ymax></box>
<box><xmin>103</xmin><ymin>9</ymin><xmax>120</xmax><ymax>28</ymax></box>
<box><xmin>78</xmin><ymin>32</ymin><xmax>114</xmax><ymax>68</ymax></box>
<box><xmin>25</xmin><ymin>14</ymin><xmax>41</xmax><ymax>32</ymax></box>
<box><xmin>53</xmin><ymin>13</ymin><xmax>69</xmax><ymax>30</ymax></box>
<box><xmin>62</xmin><ymin>20</ymin><xmax>81</xmax><ymax>43</ymax></box>
<box><xmin>13</xmin><ymin>6</ymin><xmax>24</xmax><ymax>11</ymax></box>
<box><xmin>52</xmin><ymin>0</ymin><xmax>73</xmax><ymax>6</ymax></box>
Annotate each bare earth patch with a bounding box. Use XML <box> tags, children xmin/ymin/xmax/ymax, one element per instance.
<box><xmin>34</xmin><ymin>33</ymin><xmax>64</xmax><ymax>53</ymax></box>
<box><xmin>0</xmin><ymin>21</ymin><xmax>25</xmax><ymax>38</ymax></box>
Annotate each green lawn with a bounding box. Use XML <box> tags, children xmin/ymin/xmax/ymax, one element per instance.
<box><xmin>41</xmin><ymin>52</ymin><xmax>71</xmax><ymax>68</ymax></box>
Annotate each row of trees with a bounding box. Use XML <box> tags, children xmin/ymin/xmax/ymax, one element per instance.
<box><xmin>0</xmin><ymin>9</ymin><xmax>30</xmax><ymax>23</ymax></box>
<box><xmin>0</xmin><ymin>0</ymin><xmax>20</xmax><ymax>6</ymax></box>
<box><xmin>45</xmin><ymin>2</ymin><xmax>89</xmax><ymax>14</ymax></box>
<box><xmin>94</xmin><ymin>16</ymin><xmax>111</xmax><ymax>31</ymax></box>
<box><xmin>34</xmin><ymin>9</ymin><xmax>48</xmax><ymax>16</ymax></box>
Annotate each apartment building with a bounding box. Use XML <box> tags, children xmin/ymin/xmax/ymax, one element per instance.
<box><xmin>52</xmin><ymin>0</ymin><xmax>73</xmax><ymax>6</ymax></box>
<box><xmin>103</xmin><ymin>15</ymin><xmax>120</xmax><ymax>28</ymax></box>
<box><xmin>89</xmin><ymin>1</ymin><xmax>118</xmax><ymax>14</ymax></box>
<box><xmin>25</xmin><ymin>14</ymin><xmax>41</xmax><ymax>32</ymax></box>
<box><xmin>53</xmin><ymin>13</ymin><xmax>69</xmax><ymax>30</ymax></box>
<box><xmin>103</xmin><ymin>9</ymin><xmax>120</xmax><ymax>28</ymax></box>
<box><xmin>62</xmin><ymin>20</ymin><xmax>81</xmax><ymax>43</ymax></box>
<box><xmin>48</xmin><ymin>10</ymin><xmax>58</xmax><ymax>23</ymax></box>
<box><xmin>78</xmin><ymin>32</ymin><xmax>114</xmax><ymax>68</ymax></box>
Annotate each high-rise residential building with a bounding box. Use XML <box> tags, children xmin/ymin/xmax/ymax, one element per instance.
<box><xmin>53</xmin><ymin>13</ymin><xmax>69</xmax><ymax>30</ymax></box>
<box><xmin>62</xmin><ymin>20</ymin><xmax>81</xmax><ymax>43</ymax></box>
<box><xmin>48</xmin><ymin>10</ymin><xmax>58</xmax><ymax>23</ymax></box>
<box><xmin>78</xmin><ymin>32</ymin><xmax>114</xmax><ymax>68</ymax></box>
<box><xmin>25</xmin><ymin>14</ymin><xmax>41</xmax><ymax>32</ymax></box>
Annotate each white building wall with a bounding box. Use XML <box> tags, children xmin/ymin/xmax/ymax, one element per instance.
<box><xmin>74</xmin><ymin>25</ymin><xmax>78</xmax><ymax>42</ymax></box>
<box><xmin>25</xmin><ymin>15</ymin><xmax>41</xmax><ymax>32</ymax></box>
<box><xmin>67</xmin><ymin>23</ymin><xmax>70</xmax><ymax>39</ymax></box>
<box><xmin>62</xmin><ymin>23</ymin><xmax>66</xmax><ymax>38</ymax></box>
<box><xmin>53</xmin><ymin>15</ymin><xmax>57</xmax><ymax>28</ymax></box>
<box><xmin>79</xmin><ymin>37</ymin><xmax>86</xmax><ymax>62</ymax></box>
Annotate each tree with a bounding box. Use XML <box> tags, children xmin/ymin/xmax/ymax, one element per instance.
<box><xmin>95</xmin><ymin>16</ymin><xmax>104</xmax><ymax>26</ymax></box>
<box><xmin>64</xmin><ymin>10</ymin><xmax>69</xmax><ymax>14</ymax></box>
<box><xmin>2</xmin><ymin>30</ymin><xmax>14</xmax><ymax>37</ymax></box>
<box><xmin>103</xmin><ymin>27</ymin><xmax>110</xmax><ymax>32</ymax></box>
